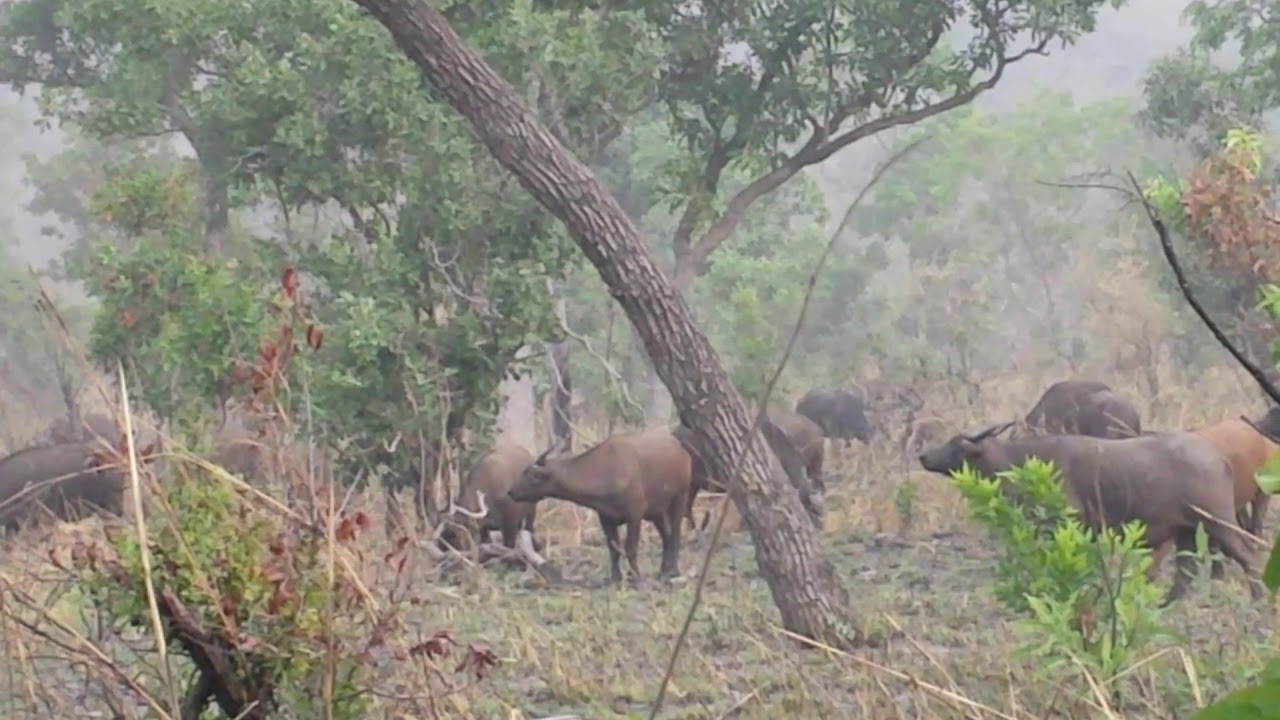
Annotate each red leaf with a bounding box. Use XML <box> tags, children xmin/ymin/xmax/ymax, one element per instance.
<box><xmin>266</xmin><ymin>583</ymin><xmax>292</xmax><ymax>615</ymax></box>
<box><xmin>335</xmin><ymin>516</ymin><xmax>357</xmax><ymax>543</ymax></box>
<box><xmin>228</xmin><ymin>361</ymin><xmax>255</xmax><ymax>385</ymax></box>
<box><xmin>411</xmin><ymin>630</ymin><xmax>456</xmax><ymax>660</ymax></box>
<box><xmin>456</xmin><ymin>642</ymin><xmax>498</xmax><ymax>680</ymax></box>
<box><xmin>306</xmin><ymin>324</ymin><xmax>325</xmax><ymax>350</ymax></box>
<box><xmin>281</xmin><ymin>268</ymin><xmax>299</xmax><ymax>299</ymax></box>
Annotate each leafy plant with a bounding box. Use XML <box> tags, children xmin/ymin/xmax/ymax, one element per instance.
<box><xmin>73</xmin><ymin>269</ymin><xmax>497</xmax><ymax>717</ymax></box>
<box><xmin>951</xmin><ymin>457</ymin><xmax>1172</xmax><ymax>695</ymax></box>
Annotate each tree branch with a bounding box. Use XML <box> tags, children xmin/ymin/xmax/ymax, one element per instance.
<box><xmin>672</xmin><ymin>39</ymin><xmax>1050</xmax><ymax>290</ymax></box>
<box><xmin>1126</xmin><ymin>170</ymin><xmax>1280</xmax><ymax>406</ymax></box>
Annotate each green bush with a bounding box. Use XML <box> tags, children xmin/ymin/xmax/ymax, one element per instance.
<box><xmin>951</xmin><ymin>457</ymin><xmax>1173</xmax><ymax>694</ymax></box>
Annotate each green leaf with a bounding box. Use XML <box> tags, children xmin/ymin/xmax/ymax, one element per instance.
<box><xmin>1256</xmin><ymin>451</ymin><xmax>1280</xmax><ymax>495</ymax></box>
<box><xmin>1263</xmin><ymin>533</ymin><xmax>1280</xmax><ymax>596</ymax></box>
<box><xmin>1190</xmin><ymin>669</ymin><xmax>1280</xmax><ymax>720</ymax></box>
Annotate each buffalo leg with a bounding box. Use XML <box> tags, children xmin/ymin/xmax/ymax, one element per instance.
<box><xmin>500</xmin><ymin>522</ymin><xmax>518</xmax><ymax>549</ymax></box>
<box><xmin>599</xmin><ymin>516</ymin><xmax>624</xmax><ymax>584</ymax></box>
<box><xmin>1147</xmin><ymin>540</ymin><xmax>1173</xmax><ymax>580</ymax></box>
<box><xmin>653</xmin><ymin>516</ymin><xmax>677</xmax><ymax>579</ymax></box>
<box><xmin>1204</xmin><ymin>517</ymin><xmax>1265</xmax><ymax>600</ymax></box>
<box><xmin>521</xmin><ymin>511</ymin><xmax>545</xmax><ymax>553</ymax></box>
<box><xmin>1209</xmin><ymin>523</ymin><xmax>1232</xmax><ymax>580</ymax></box>
<box><xmin>623</xmin><ymin>516</ymin><xmax>644</xmax><ymax>581</ymax></box>
<box><xmin>808</xmin><ymin>452</ymin><xmax>826</xmax><ymax>494</ymax></box>
<box><xmin>1162</xmin><ymin>532</ymin><xmax>1199</xmax><ymax>606</ymax></box>
<box><xmin>657</xmin><ymin>500</ymin><xmax>684</xmax><ymax>579</ymax></box>
<box><xmin>1250</xmin><ymin>493</ymin><xmax>1271</xmax><ymax>537</ymax></box>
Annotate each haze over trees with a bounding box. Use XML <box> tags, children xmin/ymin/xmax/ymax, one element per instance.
<box><xmin>0</xmin><ymin>0</ymin><xmax>1276</xmax><ymax>716</ymax></box>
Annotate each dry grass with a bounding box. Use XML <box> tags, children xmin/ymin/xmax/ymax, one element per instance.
<box><xmin>0</xmin><ymin>362</ymin><xmax>1275</xmax><ymax>719</ymax></box>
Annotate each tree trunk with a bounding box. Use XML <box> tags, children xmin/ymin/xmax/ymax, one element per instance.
<box><xmin>350</xmin><ymin>0</ymin><xmax>859</xmax><ymax>647</ymax></box>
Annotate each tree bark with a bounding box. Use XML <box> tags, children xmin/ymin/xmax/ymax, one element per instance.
<box><xmin>350</xmin><ymin>0</ymin><xmax>858</xmax><ymax>647</ymax></box>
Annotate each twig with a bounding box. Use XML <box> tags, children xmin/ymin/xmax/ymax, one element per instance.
<box><xmin>1036</xmin><ymin>175</ymin><xmax>1139</xmax><ymax>200</ymax></box>
<box><xmin>116</xmin><ymin>360</ymin><xmax>181</xmax><ymax>717</ymax></box>
<box><xmin>648</xmin><ymin>136</ymin><xmax>932</xmax><ymax>720</ymax></box>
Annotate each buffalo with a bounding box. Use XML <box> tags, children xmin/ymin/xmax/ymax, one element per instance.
<box><xmin>918</xmin><ymin>422</ymin><xmax>1265</xmax><ymax>604</ymax></box>
<box><xmin>673</xmin><ymin>414</ymin><xmax>825</xmax><ymax>533</ymax></box>
<box><xmin>1024</xmin><ymin>380</ymin><xmax>1141</xmax><ymax>438</ymax></box>
<box><xmin>795</xmin><ymin>389</ymin><xmax>873</xmax><ymax>447</ymax></box>
<box><xmin>0</xmin><ymin>442</ymin><xmax>128</xmax><ymax>533</ymax></box>
<box><xmin>441</xmin><ymin>442</ymin><xmax>541</xmax><ymax>552</ymax></box>
<box><xmin>510</xmin><ymin>428</ymin><xmax>694</xmax><ymax>583</ymax></box>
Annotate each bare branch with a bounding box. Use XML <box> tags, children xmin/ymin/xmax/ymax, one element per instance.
<box><xmin>1036</xmin><ymin>177</ymin><xmax>1140</xmax><ymax>199</ymax></box>
<box><xmin>548</xmin><ymin>279</ymin><xmax>645</xmax><ymax>419</ymax></box>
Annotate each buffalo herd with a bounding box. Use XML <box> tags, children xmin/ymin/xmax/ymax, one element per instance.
<box><xmin>2</xmin><ymin>378</ymin><xmax>1277</xmax><ymax>606</ymax></box>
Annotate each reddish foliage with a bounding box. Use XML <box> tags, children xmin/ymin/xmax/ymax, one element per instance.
<box><xmin>383</xmin><ymin>536</ymin><xmax>411</xmax><ymax>565</ymax></box>
<box><xmin>222</xmin><ymin>265</ymin><xmax>324</xmax><ymax>407</ymax></box>
<box><xmin>1181</xmin><ymin>146</ymin><xmax>1280</xmax><ymax>283</ymax></box>
<box><xmin>335</xmin><ymin>511</ymin><xmax>370</xmax><ymax>543</ymax></box>
<box><xmin>456</xmin><ymin>642</ymin><xmax>499</xmax><ymax>680</ymax></box>
<box><xmin>281</xmin><ymin>268</ymin><xmax>299</xmax><ymax>300</ymax></box>
<box><xmin>411</xmin><ymin>630</ymin><xmax>456</xmax><ymax>660</ymax></box>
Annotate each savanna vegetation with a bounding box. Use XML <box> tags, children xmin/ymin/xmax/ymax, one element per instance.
<box><xmin>0</xmin><ymin>0</ymin><xmax>1276</xmax><ymax>716</ymax></box>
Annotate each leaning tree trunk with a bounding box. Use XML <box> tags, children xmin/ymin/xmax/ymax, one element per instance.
<box><xmin>350</xmin><ymin>0</ymin><xmax>858</xmax><ymax>648</ymax></box>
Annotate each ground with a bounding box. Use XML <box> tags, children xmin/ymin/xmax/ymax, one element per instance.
<box><xmin>0</xmin><ymin>366</ymin><xmax>1275</xmax><ymax>719</ymax></box>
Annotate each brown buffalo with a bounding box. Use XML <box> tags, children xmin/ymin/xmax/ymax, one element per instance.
<box><xmin>509</xmin><ymin>428</ymin><xmax>693</xmax><ymax>583</ymax></box>
<box><xmin>440</xmin><ymin>442</ymin><xmax>541</xmax><ymax>552</ymax></box>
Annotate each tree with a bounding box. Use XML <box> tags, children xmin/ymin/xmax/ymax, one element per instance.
<box><xmin>1140</xmin><ymin>0</ymin><xmax>1280</xmax><ymax>156</ymax></box>
<box><xmin>0</xmin><ymin>104</ymin><xmax>93</xmax><ymax>442</ymax></box>
<box><xmin>854</xmin><ymin>90</ymin><xmax>1158</xmax><ymax>394</ymax></box>
<box><xmin>350</xmin><ymin>0</ymin><xmax>859</xmax><ymax>647</ymax></box>
<box><xmin>631</xmin><ymin>0</ymin><xmax>1131</xmax><ymax>290</ymax></box>
<box><xmin>1136</xmin><ymin>126</ymin><xmax>1280</xmax><ymax>720</ymax></box>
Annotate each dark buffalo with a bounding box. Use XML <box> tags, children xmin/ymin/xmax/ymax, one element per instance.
<box><xmin>919</xmin><ymin>422</ymin><xmax>1265</xmax><ymax>605</ymax></box>
<box><xmin>795</xmin><ymin>389</ymin><xmax>873</xmax><ymax>447</ymax></box>
<box><xmin>0</xmin><ymin>442</ymin><xmax>128</xmax><ymax>532</ymax></box>
<box><xmin>1076</xmin><ymin>389</ymin><xmax>1142</xmax><ymax>438</ymax></box>
<box><xmin>1024</xmin><ymin>380</ymin><xmax>1141</xmax><ymax>439</ymax></box>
